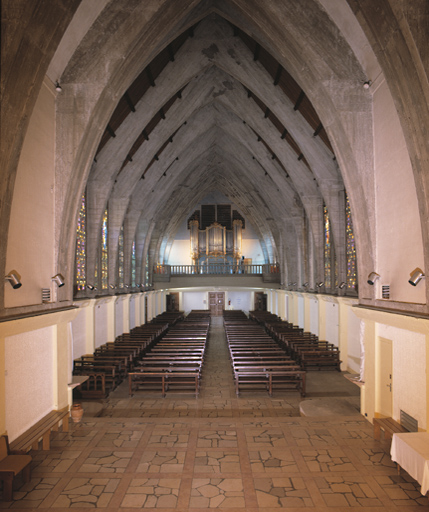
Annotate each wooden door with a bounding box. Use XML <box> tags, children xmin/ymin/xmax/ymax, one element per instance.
<box><xmin>254</xmin><ymin>292</ymin><xmax>267</xmax><ymax>311</ymax></box>
<box><xmin>166</xmin><ymin>293</ymin><xmax>179</xmax><ymax>311</ymax></box>
<box><xmin>378</xmin><ymin>337</ymin><xmax>393</xmax><ymax>417</ymax></box>
<box><xmin>209</xmin><ymin>292</ymin><xmax>224</xmax><ymax>316</ymax></box>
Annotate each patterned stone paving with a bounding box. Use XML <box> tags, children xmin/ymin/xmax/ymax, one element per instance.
<box><xmin>190</xmin><ymin>478</ymin><xmax>245</xmax><ymax>508</ymax></box>
<box><xmin>121</xmin><ymin>478</ymin><xmax>180</xmax><ymax>508</ymax></box>
<box><xmin>254</xmin><ymin>476</ymin><xmax>314</xmax><ymax>507</ymax></box>
<box><xmin>1</xmin><ymin>317</ymin><xmax>428</xmax><ymax>510</ymax></box>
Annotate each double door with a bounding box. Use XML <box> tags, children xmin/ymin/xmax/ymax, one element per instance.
<box><xmin>209</xmin><ymin>292</ymin><xmax>224</xmax><ymax>316</ymax></box>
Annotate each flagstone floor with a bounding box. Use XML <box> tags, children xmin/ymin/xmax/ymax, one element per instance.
<box><xmin>2</xmin><ymin>317</ymin><xmax>428</xmax><ymax>510</ymax></box>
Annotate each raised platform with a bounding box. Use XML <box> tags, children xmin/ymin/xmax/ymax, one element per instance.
<box><xmin>300</xmin><ymin>397</ymin><xmax>360</xmax><ymax>417</ymax></box>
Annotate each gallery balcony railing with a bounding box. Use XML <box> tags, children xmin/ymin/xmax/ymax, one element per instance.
<box><xmin>153</xmin><ymin>263</ymin><xmax>280</xmax><ymax>283</ymax></box>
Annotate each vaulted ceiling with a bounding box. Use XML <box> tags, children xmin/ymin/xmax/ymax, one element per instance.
<box><xmin>80</xmin><ymin>10</ymin><xmax>347</xmax><ymax>282</ymax></box>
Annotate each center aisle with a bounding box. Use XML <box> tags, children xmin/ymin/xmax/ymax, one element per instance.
<box><xmin>199</xmin><ymin>315</ymin><xmax>236</xmax><ymax>400</ymax></box>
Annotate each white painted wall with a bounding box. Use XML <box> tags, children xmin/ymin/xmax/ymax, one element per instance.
<box><xmin>182</xmin><ymin>291</ymin><xmax>208</xmax><ymax>313</ymax></box>
<box><xmin>310</xmin><ymin>298</ymin><xmax>319</xmax><ymax>335</ymax></box>
<box><xmin>115</xmin><ymin>299</ymin><xmax>124</xmax><ymax>337</ymax></box>
<box><xmin>5</xmin><ymin>79</ymin><xmax>56</xmax><ymax>308</ymax></box>
<box><xmin>71</xmin><ymin>308</ymin><xmax>87</xmax><ymax>359</ymax></box>
<box><xmin>169</xmin><ymin>240</ymin><xmax>192</xmax><ymax>265</ymax></box>
<box><xmin>325</xmin><ymin>301</ymin><xmax>339</xmax><ymax>346</ymax></box>
<box><xmin>347</xmin><ymin>309</ymin><xmax>362</xmax><ymax>373</ymax></box>
<box><xmin>373</xmin><ymin>81</ymin><xmax>425</xmax><ymax>304</ymax></box>
<box><xmin>5</xmin><ymin>327</ymin><xmax>54</xmax><ymax>441</ymax></box>
<box><xmin>378</xmin><ymin>324</ymin><xmax>426</xmax><ymax>430</ymax></box>
<box><xmin>297</xmin><ymin>296</ymin><xmax>304</xmax><ymax>328</ymax></box>
<box><xmin>227</xmin><ymin>291</ymin><xmax>252</xmax><ymax>313</ymax></box>
<box><xmin>242</xmin><ymin>238</ymin><xmax>264</xmax><ymax>264</ymax></box>
<box><xmin>129</xmin><ymin>298</ymin><xmax>136</xmax><ymax>329</ymax></box>
<box><xmin>94</xmin><ymin>302</ymin><xmax>108</xmax><ymax>348</ymax></box>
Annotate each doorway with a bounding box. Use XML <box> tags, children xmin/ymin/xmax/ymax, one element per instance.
<box><xmin>209</xmin><ymin>292</ymin><xmax>224</xmax><ymax>316</ymax></box>
<box><xmin>254</xmin><ymin>292</ymin><xmax>267</xmax><ymax>311</ymax></box>
<box><xmin>166</xmin><ymin>293</ymin><xmax>179</xmax><ymax>312</ymax></box>
<box><xmin>378</xmin><ymin>337</ymin><xmax>393</xmax><ymax>417</ymax></box>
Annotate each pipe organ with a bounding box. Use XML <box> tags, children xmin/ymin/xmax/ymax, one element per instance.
<box><xmin>190</xmin><ymin>219</ymin><xmax>243</xmax><ymax>265</ymax></box>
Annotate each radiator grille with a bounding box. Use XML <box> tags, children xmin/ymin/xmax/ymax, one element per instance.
<box><xmin>400</xmin><ymin>410</ymin><xmax>418</xmax><ymax>432</ymax></box>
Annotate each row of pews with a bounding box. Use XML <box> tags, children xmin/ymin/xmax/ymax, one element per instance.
<box><xmin>73</xmin><ymin>311</ymin><xmax>184</xmax><ymax>398</ymax></box>
<box><xmin>249</xmin><ymin>311</ymin><xmax>342</xmax><ymax>371</ymax></box>
<box><xmin>128</xmin><ymin>310</ymin><xmax>210</xmax><ymax>397</ymax></box>
<box><xmin>223</xmin><ymin>310</ymin><xmax>306</xmax><ymax>397</ymax></box>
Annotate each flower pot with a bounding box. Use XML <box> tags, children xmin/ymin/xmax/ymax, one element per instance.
<box><xmin>71</xmin><ymin>403</ymin><xmax>84</xmax><ymax>423</ymax></box>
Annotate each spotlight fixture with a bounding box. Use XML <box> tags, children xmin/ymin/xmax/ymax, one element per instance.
<box><xmin>5</xmin><ymin>271</ymin><xmax>22</xmax><ymax>289</ymax></box>
<box><xmin>51</xmin><ymin>273</ymin><xmax>65</xmax><ymax>287</ymax></box>
<box><xmin>338</xmin><ymin>282</ymin><xmax>346</xmax><ymax>289</ymax></box>
<box><xmin>367</xmin><ymin>272</ymin><xmax>380</xmax><ymax>285</ymax></box>
<box><xmin>408</xmin><ymin>268</ymin><xmax>425</xmax><ymax>286</ymax></box>
<box><xmin>316</xmin><ymin>282</ymin><xmax>324</xmax><ymax>288</ymax></box>
<box><xmin>87</xmin><ymin>284</ymin><xmax>96</xmax><ymax>291</ymax></box>
<box><xmin>109</xmin><ymin>284</ymin><xmax>116</xmax><ymax>289</ymax></box>
<box><xmin>302</xmin><ymin>282</ymin><xmax>309</xmax><ymax>287</ymax></box>
<box><xmin>55</xmin><ymin>81</ymin><xmax>62</xmax><ymax>92</ymax></box>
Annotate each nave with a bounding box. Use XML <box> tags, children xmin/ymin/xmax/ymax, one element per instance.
<box><xmin>2</xmin><ymin>318</ymin><xmax>426</xmax><ymax>510</ymax></box>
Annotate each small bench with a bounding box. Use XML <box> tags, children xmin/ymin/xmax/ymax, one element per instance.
<box><xmin>9</xmin><ymin>407</ymin><xmax>69</xmax><ymax>452</ymax></box>
<box><xmin>373</xmin><ymin>417</ymin><xmax>408</xmax><ymax>440</ymax></box>
<box><xmin>0</xmin><ymin>435</ymin><xmax>32</xmax><ymax>501</ymax></box>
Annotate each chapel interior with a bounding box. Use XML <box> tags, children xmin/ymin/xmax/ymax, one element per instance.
<box><xmin>1</xmin><ymin>0</ymin><xmax>429</xmax><ymax>509</ymax></box>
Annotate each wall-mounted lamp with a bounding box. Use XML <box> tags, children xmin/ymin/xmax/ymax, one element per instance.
<box><xmin>5</xmin><ymin>271</ymin><xmax>22</xmax><ymax>289</ymax></box>
<box><xmin>87</xmin><ymin>284</ymin><xmax>96</xmax><ymax>291</ymax></box>
<box><xmin>408</xmin><ymin>268</ymin><xmax>425</xmax><ymax>286</ymax></box>
<box><xmin>338</xmin><ymin>282</ymin><xmax>346</xmax><ymax>289</ymax></box>
<box><xmin>367</xmin><ymin>272</ymin><xmax>380</xmax><ymax>285</ymax></box>
<box><xmin>363</xmin><ymin>80</ymin><xmax>371</xmax><ymax>89</ymax></box>
<box><xmin>55</xmin><ymin>81</ymin><xmax>62</xmax><ymax>92</ymax></box>
<box><xmin>52</xmin><ymin>273</ymin><xmax>65</xmax><ymax>287</ymax></box>
<box><xmin>316</xmin><ymin>282</ymin><xmax>324</xmax><ymax>288</ymax></box>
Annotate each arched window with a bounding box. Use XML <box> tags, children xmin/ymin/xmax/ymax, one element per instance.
<box><xmin>346</xmin><ymin>192</ymin><xmax>357</xmax><ymax>291</ymax></box>
<box><xmin>101</xmin><ymin>208</ymin><xmax>108</xmax><ymax>290</ymax></box>
<box><xmin>118</xmin><ymin>225</ymin><xmax>124</xmax><ymax>288</ymax></box>
<box><xmin>131</xmin><ymin>239</ymin><xmax>136</xmax><ymax>287</ymax></box>
<box><xmin>324</xmin><ymin>204</ymin><xmax>331</xmax><ymax>289</ymax></box>
<box><xmin>75</xmin><ymin>193</ymin><xmax>86</xmax><ymax>291</ymax></box>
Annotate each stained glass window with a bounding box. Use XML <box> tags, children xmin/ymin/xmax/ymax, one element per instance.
<box><xmin>145</xmin><ymin>254</ymin><xmax>149</xmax><ymax>287</ymax></box>
<box><xmin>346</xmin><ymin>192</ymin><xmax>357</xmax><ymax>290</ymax></box>
<box><xmin>101</xmin><ymin>208</ymin><xmax>108</xmax><ymax>290</ymax></box>
<box><xmin>75</xmin><ymin>193</ymin><xmax>86</xmax><ymax>290</ymax></box>
<box><xmin>131</xmin><ymin>240</ymin><xmax>136</xmax><ymax>287</ymax></box>
<box><xmin>324</xmin><ymin>204</ymin><xmax>331</xmax><ymax>289</ymax></box>
<box><xmin>118</xmin><ymin>225</ymin><xmax>124</xmax><ymax>288</ymax></box>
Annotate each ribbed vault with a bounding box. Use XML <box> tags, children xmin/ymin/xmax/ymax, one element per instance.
<box><xmin>53</xmin><ymin>0</ymin><xmax>374</xmax><ymax>294</ymax></box>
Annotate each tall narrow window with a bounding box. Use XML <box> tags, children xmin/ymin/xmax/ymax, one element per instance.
<box><xmin>118</xmin><ymin>225</ymin><xmax>124</xmax><ymax>288</ymax></box>
<box><xmin>346</xmin><ymin>192</ymin><xmax>357</xmax><ymax>290</ymax></box>
<box><xmin>145</xmin><ymin>254</ymin><xmax>149</xmax><ymax>287</ymax></box>
<box><xmin>131</xmin><ymin>240</ymin><xmax>136</xmax><ymax>287</ymax></box>
<box><xmin>101</xmin><ymin>208</ymin><xmax>108</xmax><ymax>290</ymax></box>
<box><xmin>324</xmin><ymin>204</ymin><xmax>331</xmax><ymax>289</ymax></box>
<box><xmin>75</xmin><ymin>193</ymin><xmax>86</xmax><ymax>290</ymax></box>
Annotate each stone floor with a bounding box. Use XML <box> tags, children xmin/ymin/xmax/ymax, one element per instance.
<box><xmin>2</xmin><ymin>317</ymin><xmax>428</xmax><ymax>510</ymax></box>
